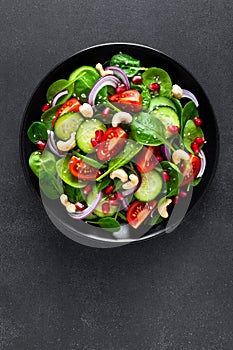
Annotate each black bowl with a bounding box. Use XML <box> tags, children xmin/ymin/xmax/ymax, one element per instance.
<box><xmin>20</xmin><ymin>43</ymin><xmax>219</xmax><ymax>248</ymax></box>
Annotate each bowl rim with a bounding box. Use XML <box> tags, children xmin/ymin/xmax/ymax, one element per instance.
<box><xmin>19</xmin><ymin>42</ymin><xmax>220</xmax><ymax>244</ymax></box>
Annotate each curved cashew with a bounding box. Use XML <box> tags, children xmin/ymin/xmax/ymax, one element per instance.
<box><xmin>110</xmin><ymin>168</ymin><xmax>128</xmax><ymax>183</ymax></box>
<box><xmin>158</xmin><ymin>198</ymin><xmax>172</xmax><ymax>218</ymax></box>
<box><xmin>172</xmin><ymin>84</ymin><xmax>183</xmax><ymax>99</ymax></box>
<box><xmin>122</xmin><ymin>174</ymin><xmax>139</xmax><ymax>190</ymax></box>
<box><xmin>112</xmin><ymin>112</ymin><xmax>132</xmax><ymax>127</ymax></box>
<box><xmin>172</xmin><ymin>149</ymin><xmax>189</xmax><ymax>164</ymax></box>
<box><xmin>60</xmin><ymin>194</ymin><xmax>69</xmax><ymax>206</ymax></box>
<box><xmin>66</xmin><ymin>203</ymin><xmax>76</xmax><ymax>213</ymax></box>
<box><xmin>57</xmin><ymin>132</ymin><xmax>76</xmax><ymax>151</ymax></box>
<box><xmin>79</xmin><ymin>103</ymin><xmax>94</xmax><ymax>118</ymax></box>
<box><xmin>96</xmin><ymin>63</ymin><xmax>113</xmax><ymax>76</ymax></box>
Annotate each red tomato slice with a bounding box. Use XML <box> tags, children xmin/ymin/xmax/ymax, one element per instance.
<box><xmin>52</xmin><ymin>98</ymin><xmax>81</xmax><ymax>127</ymax></box>
<box><xmin>136</xmin><ymin>146</ymin><xmax>158</xmax><ymax>173</ymax></box>
<box><xmin>127</xmin><ymin>200</ymin><xmax>157</xmax><ymax>229</ymax></box>
<box><xmin>97</xmin><ymin>127</ymin><xmax>128</xmax><ymax>161</ymax></box>
<box><xmin>69</xmin><ymin>156</ymin><xmax>101</xmax><ymax>181</ymax></box>
<box><xmin>180</xmin><ymin>154</ymin><xmax>201</xmax><ymax>187</ymax></box>
<box><xmin>108</xmin><ymin>90</ymin><xmax>142</xmax><ymax>112</ymax></box>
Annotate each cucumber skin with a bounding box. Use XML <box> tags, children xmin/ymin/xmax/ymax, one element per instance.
<box><xmin>76</xmin><ymin>119</ymin><xmax>106</xmax><ymax>154</ymax></box>
<box><xmin>134</xmin><ymin>170</ymin><xmax>163</xmax><ymax>202</ymax></box>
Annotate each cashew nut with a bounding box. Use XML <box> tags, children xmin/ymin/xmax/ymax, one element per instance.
<box><xmin>122</xmin><ymin>174</ymin><xmax>139</xmax><ymax>190</ymax></box>
<box><xmin>96</xmin><ymin>63</ymin><xmax>113</xmax><ymax>76</ymax></box>
<box><xmin>79</xmin><ymin>103</ymin><xmax>94</xmax><ymax>118</ymax></box>
<box><xmin>158</xmin><ymin>198</ymin><xmax>172</xmax><ymax>218</ymax></box>
<box><xmin>112</xmin><ymin>112</ymin><xmax>132</xmax><ymax>127</ymax></box>
<box><xmin>172</xmin><ymin>84</ymin><xmax>183</xmax><ymax>99</ymax></box>
<box><xmin>172</xmin><ymin>149</ymin><xmax>189</xmax><ymax>164</ymax></box>
<box><xmin>57</xmin><ymin>132</ymin><xmax>76</xmax><ymax>151</ymax></box>
<box><xmin>110</xmin><ymin>168</ymin><xmax>128</xmax><ymax>183</ymax></box>
<box><xmin>60</xmin><ymin>194</ymin><xmax>69</xmax><ymax>206</ymax></box>
<box><xmin>66</xmin><ymin>203</ymin><xmax>76</xmax><ymax>213</ymax></box>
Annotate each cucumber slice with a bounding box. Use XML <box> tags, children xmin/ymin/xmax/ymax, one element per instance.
<box><xmin>149</xmin><ymin>96</ymin><xmax>177</xmax><ymax>112</ymax></box>
<box><xmin>150</xmin><ymin>106</ymin><xmax>180</xmax><ymax>138</ymax></box>
<box><xmin>54</xmin><ymin>112</ymin><xmax>83</xmax><ymax>141</ymax></box>
<box><xmin>56</xmin><ymin>157</ymin><xmax>87</xmax><ymax>188</ymax></box>
<box><xmin>134</xmin><ymin>170</ymin><xmax>162</xmax><ymax>202</ymax></box>
<box><xmin>76</xmin><ymin>119</ymin><xmax>106</xmax><ymax>153</ymax></box>
<box><xmin>87</xmin><ymin>189</ymin><xmax>118</xmax><ymax>217</ymax></box>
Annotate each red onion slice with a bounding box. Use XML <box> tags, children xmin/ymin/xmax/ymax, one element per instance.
<box><xmin>68</xmin><ymin>192</ymin><xmax>103</xmax><ymax>220</ymax></box>
<box><xmin>197</xmin><ymin>150</ymin><xmax>206</xmax><ymax>177</ymax></box>
<box><xmin>47</xmin><ymin>131</ymin><xmax>66</xmax><ymax>157</ymax></box>
<box><xmin>88</xmin><ymin>75</ymin><xmax>121</xmax><ymax>106</ymax></box>
<box><xmin>161</xmin><ymin>144</ymin><xmax>172</xmax><ymax>161</ymax></box>
<box><xmin>182</xmin><ymin>89</ymin><xmax>199</xmax><ymax>108</ymax></box>
<box><xmin>51</xmin><ymin>90</ymin><xmax>68</xmax><ymax>107</ymax></box>
<box><xmin>105</xmin><ymin>66</ymin><xmax>130</xmax><ymax>90</ymax></box>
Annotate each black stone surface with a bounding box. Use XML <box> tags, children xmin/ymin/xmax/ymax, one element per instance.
<box><xmin>1</xmin><ymin>0</ymin><xmax>233</xmax><ymax>349</ymax></box>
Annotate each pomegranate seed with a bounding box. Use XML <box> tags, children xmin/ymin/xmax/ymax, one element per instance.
<box><xmin>153</xmin><ymin>146</ymin><xmax>161</xmax><ymax>156</ymax></box>
<box><xmin>95</xmin><ymin>130</ymin><xmax>104</xmax><ymax>143</ymax></box>
<box><xmin>191</xmin><ymin>141</ymin><xmax>200</xmax><ymax>155</ymax></box>
<box><xmin>91</xmin><ymin>138</ymin><xmax>98</xmax><ymax>147</ymax></box>
<box><xmin>162</xmin><ymin>171</ymin><xmax>170</xmax><ymax>182</ymax></box>
<box><xmin>83</xmin><ymin>184</ymin><xmax>92</xmax><ymax>195</ymax></box>
<box><xmin>193</xmin><ymin>117</ymin><xmax>203</xmax><ymax>127</ymax></box>
<box><xmin>167</xmin><ymin>125</ymin><xmax>179</xmax><ymax>134</ymax></box>
<box><xmin>101</xmin><ymin>107</ymin><xmax>111</xmax><ymax>118</ymax></box>
<box><xmin>102</xmin><ymin>202</ymin><xmax>110</xmax><ymax>215</ymax></box>
<box><xmin>75</xmin><ymin>202</ymin><xmax>85</xmax><ymax>211</ymax></box>
<box><xmin>116</xmin><ymin>84</ymin><xmax>127</xmax><ymax>94</ymax></box>
<box><xmin>132</xmin><ymin>75</ymin><xmax>143</xmax><ymax>84</ymax></box>
<box><xmin>37</xmin><ymin>141</ymin><xmax>46</xmax><ymax>150</ymax></box>
<box><xmin>195</xmin><ymin>137</ymin><xmax>205</xmax><ymax>146</ymax></box>
<box><xmin>174</xmin><ymin>195</ymin><xmax>179</xmax><ymax>204</ymax></box>
<box><xmin>116</xmin><ymin>192</ymin><xmax>124</xmax><ymax>201</ymax></box>
<box><xmin>149</xmin><ymin>83</ymin><xmax>160</xmax><ymax>93</ymax></box>
<box><xmin>109</xmin><ymin>198</ymin><xmax>119</xmax><ymax>206</ymax></box>
<box><xmin>156</xmin><ymin>156</ymin><xmax>163</xmax><ymax>162</ymax></box>
<box><xmin>105</xmin><ymin>185</ymin><xmax>115</xmax><ymax>195</ymax></box>
<box><xmin>180</xmin><ymin>190</ymin><xmax>187</xmax><ymax>198</ymax></box>
<box><xmin>42</xmin><ymin>103</ymin><xmax>50</xmax><ymax>113</ymax></box>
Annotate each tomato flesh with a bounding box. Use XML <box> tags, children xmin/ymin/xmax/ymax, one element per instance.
<box><xmin>69</xmin><ymin>156</ymin><xmax>101</xmax><ymax>181</ymax></box>
<box><xmin>127</xmin><ymin>200</ymin><xmax>157</xmax><ymax>229</ymax></box>
<box><xmin>52</xmin><ymin>98</ymin><xmax>81</xmax><ymax>127</ymax></box>
<box><xmin>109</xmin><ymin>90</ymin><xmax>142</xmax><ymax>112</ymax></box>
<box><xmin>180</xmin><ymin>154</ymin><xmax>201</xmax><ymax>187</ymax></box>
<box><xmin>136</xmin><ymin>146</ymin><xmax>158</xmax><ymax>173</ymax></box>
<box><xmin>97</xmin><ymin>127</ymin><xmax>127</xmax><ymax>161</ymax></box>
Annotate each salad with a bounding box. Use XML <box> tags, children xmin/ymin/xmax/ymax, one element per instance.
<box><xmin>27</xmin><ymin>52</ymin><xmax>206</xmax><ymax>232</ymax></box>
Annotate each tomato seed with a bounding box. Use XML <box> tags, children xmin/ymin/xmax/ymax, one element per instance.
<box><xmin>132</xmin><ymin>75</ymin><xmax>143</xmax><ymax>84</ymax></box>
<box><xmin>83</xmin><ymin>184</ymin><xmax>92</xmax><ymax>195</ymax></box>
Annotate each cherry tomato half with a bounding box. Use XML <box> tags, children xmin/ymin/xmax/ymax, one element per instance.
<box><xmin>136</xmin><ymin>146</ymin><xmax>158</xmax><ymax>173</ymax></box>
<box><xmin>108</xmin><ymin>90</ymin><xmax>142</xmax><ymax>112</ymax></box>
<box><xmin>127</xmin><ymin>200</ymin><xmax>157</xmax><ymax>229</ymax></box>
<box><xmin>69</xmin><ymin>156</ymin><xmax>101</xmax><ymax>181</ymax></box>
<box><xmin>180</xmin><ymin>154</ymin><xmax>201</xmax><ymax>187</ymax></box>
<box><xmin>97</xmin><ymin>127</ymin><xmax>128</xmax><ymax>161</ymax></box>
<box><xmin>52</xmin><ymin>98</ymin><xmax>81</xmax><ymax>127</ymax></box>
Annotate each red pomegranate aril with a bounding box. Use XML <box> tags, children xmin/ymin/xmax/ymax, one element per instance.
<box><xmin>174</xmin><ymin>195</ymin><xmax>179</xmax><ymax>204</ymax></box>
<box><xmin>101</xmin><ymin>107</ymin><xmax>111</xmax><ymax>118</ymax></box>
<box><xmin>132</xmin><ymin>75</ymin><xmax>143</xmax><ymax>84</ymax></box>
<box><xmin>180</xmin><ymin>190</ymin><xmax>187</xmax><ymax>198</ymax></box>
<box><xmin>162</xmin><ymin>171</ymin><xmax>170</xmax><ymax>182</ymax></box>
<box><xmin>116</xmin><ymin>84</ymin><xmax>127</xmax><ymax>94</ymax></box>
<box><xmin>95</xmin><ymin>130</ymin><xmax>104</xmax><ymax>143</ymax></box>
<box><xmin>149</xmin><ymin>83</ymin><xmax>160</xmax><ymax>93</ymax></box>
<box><xmin>91</xmin><ymin>138</ymin><xmax>98</xmax><ymax>147</ymax></box>
<box><xmin>156</xmin><ymin>156</ymin><xmax>163</xmax><ymax>162</ymax></box>
<box><xmin>191</xmin><ymin>141</ymin><xmax>200</xmax><ymax>155</ymax></box>
<box><xmin>193</xmin><ymin>116</ymin><xmax>203</xmax><ymax>127</ymax></box>
<box><xmin>167</xmin><ymin>125</ymin><xmax>179</xmax><ymax>134</ymax></box>
<box><xmin>105</xmin><ymin>185</ymin><xmax>115</xmax><ymax>195</ymax></box>
<box><xmin>75</xmin><ymin>202</ymin><xmax>85</xmax><ymax>211</ymax></box>
<box><xmin>37</xmin><ymin>141</ymin><xmax>46</xmax><ymax>150</ymax></box>
<box><xmin>42</xmin><ymin>103</ymin><xmax>50</xmax><ymax>113</ymax></box>
<box><xmin>109</xmin><ymin>198</ymin><xmax>119</xmax><ymax>206</ymax></box>
<box><xmin>116</xmin><ymin>192</ymin><xmax>124</xmax><ymax>201</ymax></box>
<box><xmin>102</xmin><ymin>202</ymin><xmax>110</xmax><ymax>215</ymax></box>
<box><xmin>83</xmin><ymin>184</ymin><xmax>92</xmax><ymax>195</ymax></box>
<box><xmin>195</xmin><ymin>137</ymin><xmax>205</xmax><ymax>146</ymax></box>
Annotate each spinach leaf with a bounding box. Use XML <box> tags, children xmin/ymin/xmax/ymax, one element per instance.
<box><xmin>29</xmin><ymin>150</ymin><xmax>56</xmax><ymax>178</ymax></box>
<box><xmin>72</xmin><ymin>151</ymin><xmax>103</xmax><ymax>169</ymax></box>
<box><xmin>161</xmin><ymin>161</ymin><xmax>183</xmax><ymax>196</ymax></box>
<box><xmin>96</xmin><ymin>140</ymin><xmax>143</xmax><ymax>181</ymax></box>
<box><xmin>27</xmin><ymin>122</ymin><xmax>48</xmax><ymax>144</ymax></box>
<box><xmin>183</xmin><ymin>120</ymin><xmax>204</xmax><ymax>154</ymax></box>
<box><xmin>110</xmin><ymin>53</ymin><xmax>146</xmax><ymax>77</ymax></box>
<box><xmin>142</xmin><ymin>68</ymin><xmax>172</xmax><ymax>97</ymax></box>
<box><xmin>87</xmin><ymin>217</ymin><xmax>121</xmax><ymax>232</ymax></box>
<box><xmin>191</xmin><ymin>177</ymin><xmax>202</xmax><ymax>187</ymax></box>
<box><xmin>56</xmin><ymin>157</ymin><xmax>87</xmax><ymax>188</ymax></box>
<box><xmin>171</xmin><ymin>97</ymin><xmax>183</xmax><ymax>121</ymax></box>
<box><xmin>64</xmin><ymin>183</ymin><xmax>84</xmax><ymax>203</ymax></box>
<box><xmin>181</xmin><ymin>101</ymin><xmax>199</xmax><ymax>132</ymax></box>
<box><xmin>131</xmin><ymin>83</ymin><xmax>151</xmax><ymax>109</ymax></box>
<box><xmin>46</xmin><ymin>79</ymin><xmax>74</xmax><ymax>104</ymax></box>
<box><xmin>96</xmin><ymin>176</ymin><xmax>111</xmax><ymax>192</ymax></box>
<box><xmin>148</xmin><ymin>213</ymin><xmax>164</xmax><ymax>226</ymax></box>
<box><xmin>39</xmin><ymin>171</ymin><xmax>63</xmax><ymax>200</ymax></box>
<box><xmin>41</xmin><ymin>104</ymin><xmax>62</xmax><ymax>130</ymax></box>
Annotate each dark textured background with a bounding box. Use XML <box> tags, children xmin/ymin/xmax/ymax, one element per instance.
<box><xmin>1</xmin><ymin>0</ymin><xmax>233</xmax><ymax>349</ymax></box>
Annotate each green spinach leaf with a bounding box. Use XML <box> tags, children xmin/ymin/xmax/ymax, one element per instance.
<box><xmin>56</xmin><ymin>156</ymin><xmax>87</xmax><ymax>188</ymax></box>
<box><xmin>87</xmin><ymin>217</ymin><xmax>121</xmax><ymax>232</ymax></box>
<box><xmin>191</xmin><ymin>176</ymin><xmax>202</xmax><ymax>187</ymax></box>
<box><xmin>131</xmin><ymin>83</ymin><xmax>151</xmax><ymax>109</ymax></box>
<box><xmin>96</xmin><ymin>176</ymin><xmax>111</xmax><ymax>192</ymax></box>
<box><xmin>41</xmin><ymin>104</ymin><xmax>62</xmax><ymax>130</ymax></box>
<box><xmin>142</xmin><ymin>68</ymin><xmax>172</xmax><ymax>97</ymax></box>
<box><xmin>72</xmin><ymin>151</ymin><xmax>103</xmax><ymax>169</ymax></box>
<box><xmin>27</xmin><ymin>122</ymin><xmax>48</xmax><ymax>144</ymax></box>
<box><xmin>39</xmin><ymin>171</ymin><xmax>63</xmax><ymax>200</ymax></box>
<box><xmin>110</xmin><ymin>53</ymin><xmax>146</xmax><ymax>77</ymax></box>
<box><xmin>183</xmin><ymin>120</ymin><xmax>204</xmax><ymax>153</ymax></box>
<box><xmin>64</xmin><ymin>183</ymin><xmax>84</xmax><ymax>203</ymax></box>
<box><xmin>161</xmin><ymin>161</ymin><xmax>183</xmax><ymax>196</ymax></box>
<box><xmin>29</xmin><ymin>150</ymin><xmax>56</xmax><ymax>178</ymax></box>
<box><xmin>46</xmin><ymin>79</ymin><xmax>74</xmax><ymax>104</ymax></box>
<box><xmin>181</xmin><ymin>101</ymin><xmax>199</xmax><ymax>132</ymax></box>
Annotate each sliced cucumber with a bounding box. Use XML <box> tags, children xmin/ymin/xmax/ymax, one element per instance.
<box><xmin>54</xmin><ymin>112</ymin><xmax>83</xmax><ymax>141</ymax></box>
<box><xmin>150</xmin><ymin>106</ymin><xmax>180</xmax><ymax>138</ymax></box>
<box><xmin>87</xmin><ymin>189</ymin><xmax>118</xmax><ymax>217</ymax></box>
<box><xmin>56</xmin><ymin>157</ymin><xmax>87</xmax><ymax>188</ymax></box>
<box><xmin>149</xmin><ymin>96</ymin><xmax>177</xmax><ymax>112</ymax></box>
<box><xmin>134</xmin><ymin>170</ymin><xmax>162</xmax><ymax>202</ymax></box>
<box><xmin>76</xmin><ymin>119</ymin><xmax>106</xmax><ymax>153</ymax></box>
